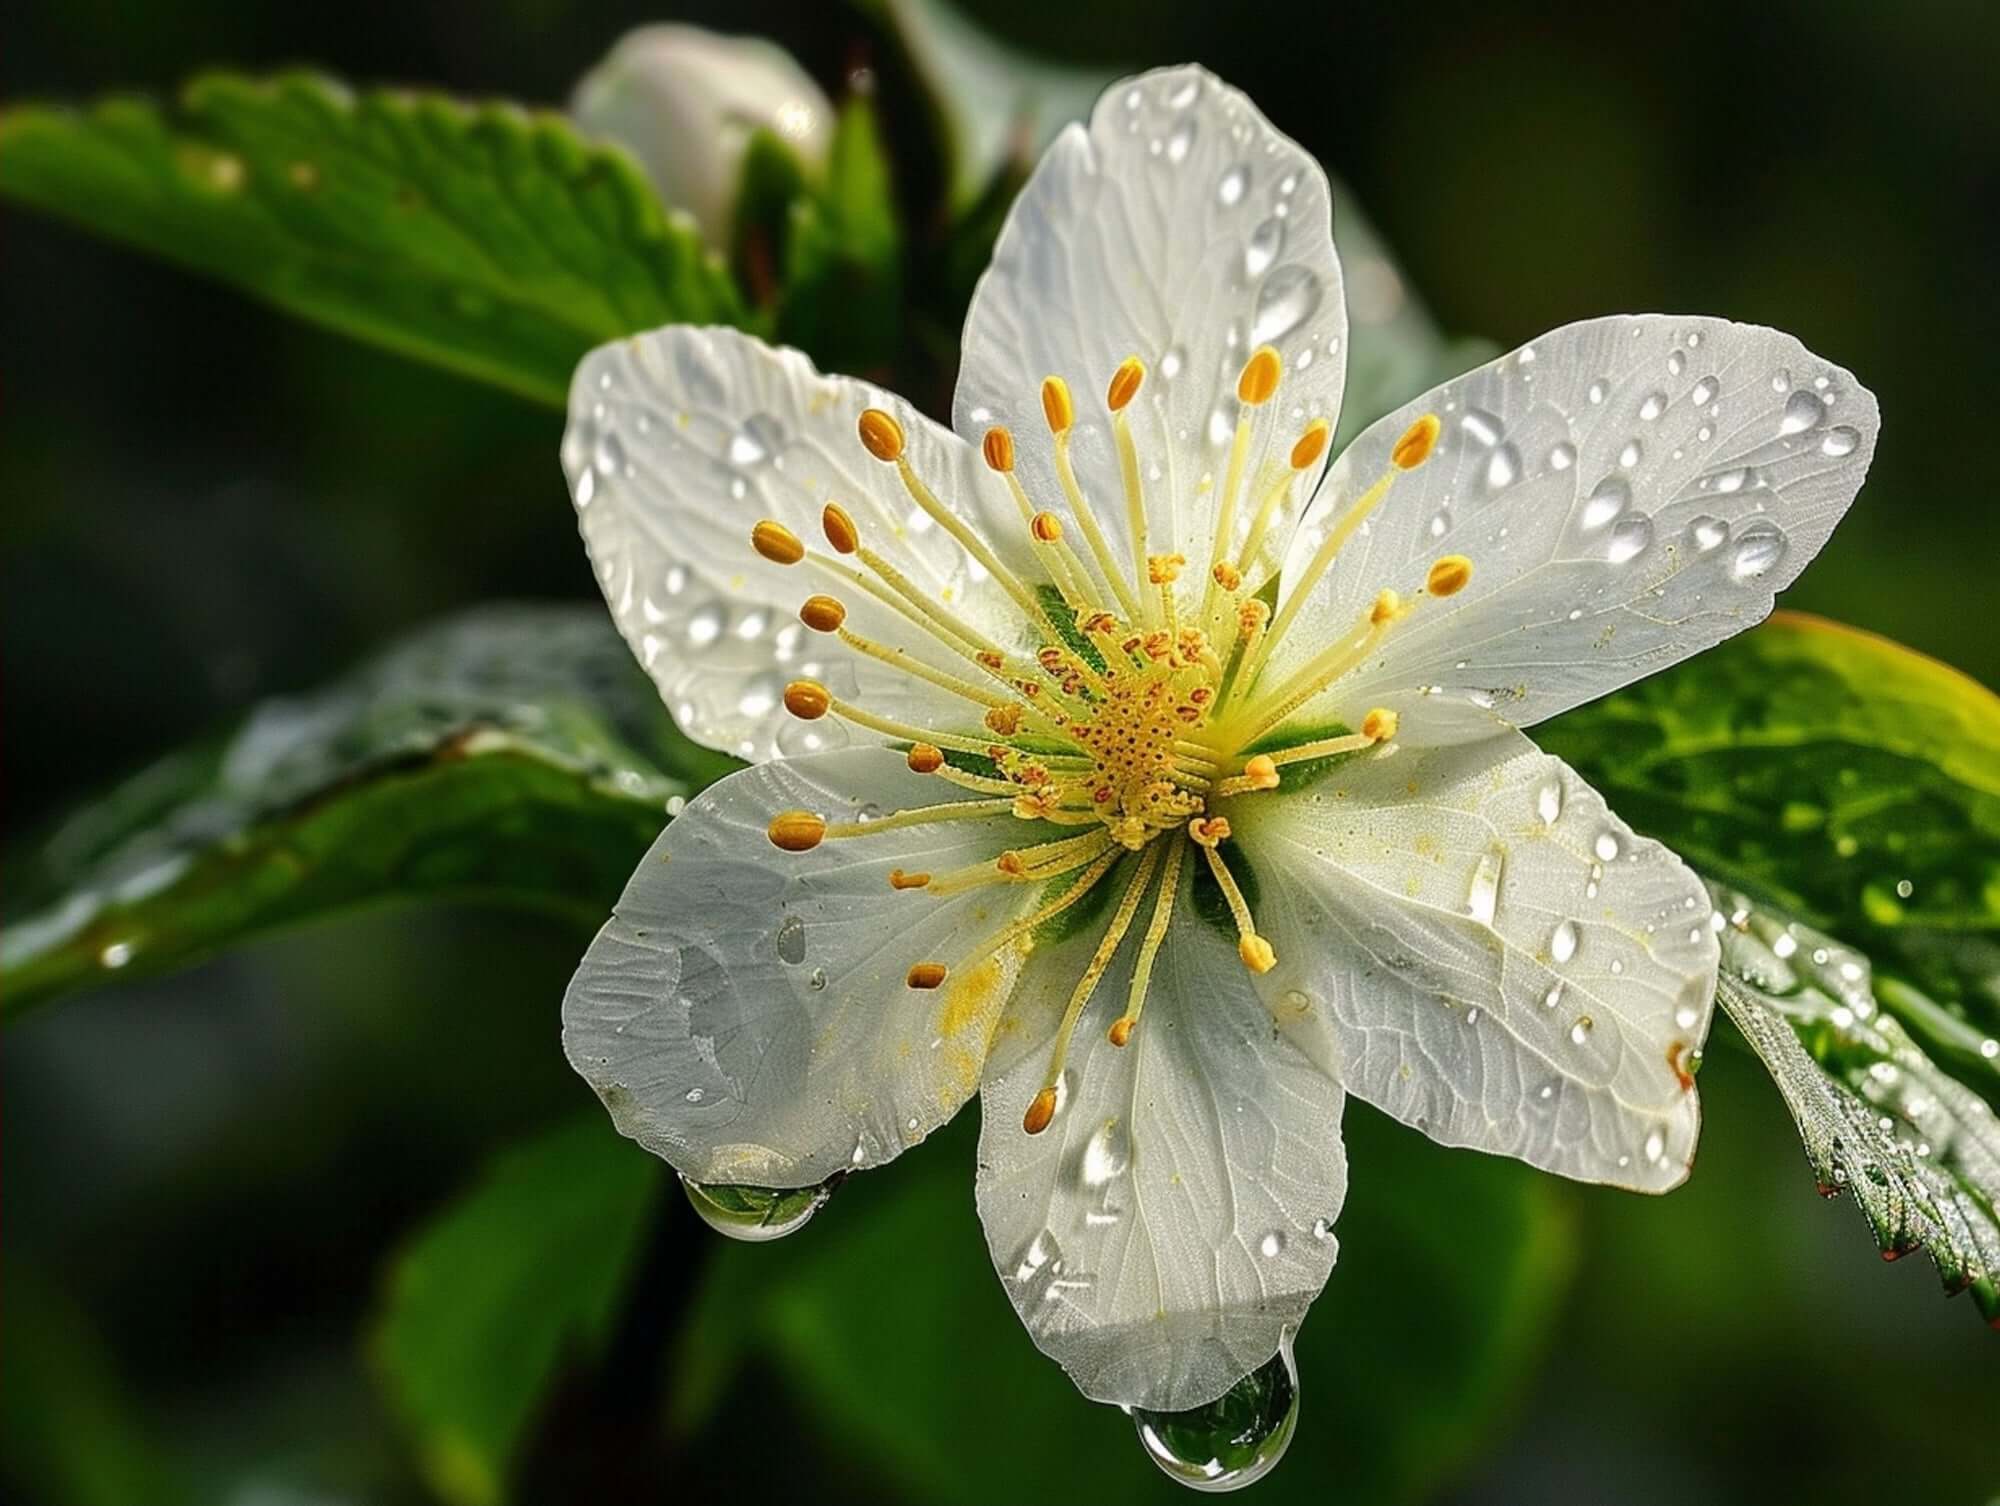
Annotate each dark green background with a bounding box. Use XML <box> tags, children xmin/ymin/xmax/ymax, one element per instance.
<box><xmin>4</xmin><ymin>2</ymin><xmax>1994</xmax><ymax>1503</ymax></box>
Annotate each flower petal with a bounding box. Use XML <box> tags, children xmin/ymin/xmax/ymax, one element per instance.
<box><xmin>1261</xmin><ymin>315</ymin><xmax>1877</xmax><ymax>745</ymax></box>
<box><xmin>564</xmin><ymin>747</ymin><xmax>1053</xmax><ymax>1187</ymax></box>
<box><xmin>565</xmin><ymin>326</ymin><xmax>1039</xmax><ymax>761</ymax></box>
<box><xmin>975</xmin><ymin>858</ymin><xmax>1347</xmax><ymax>1411</ymax></box>
<box><xmin>956</xmin><ymin>66</ymin><xmax>1347</xmax><ymax>589</ymax></box>
<box><xmin>1230</xmin><ymin>729</ymin><xmax>1715</xmax><ymax>1191</ymax></box>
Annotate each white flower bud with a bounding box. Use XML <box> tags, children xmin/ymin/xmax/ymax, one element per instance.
<box><xmin>570</xmin><ymin>24</ymin><xmax>832</xmax><ymax>247</ymax></box>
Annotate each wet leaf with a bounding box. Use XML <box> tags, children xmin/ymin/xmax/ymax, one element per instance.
<box><xmin>2</xmin><ymin>605</ymin><xmax>734</xmax><ymax>1020</ymax></box>
<box><xmin>669</xmin><ymin>1106</ymin><xmax>1569</xmax><ymax>1504</ymax></box>
<box><xmin>373</xmin><ymin>1115</ymin><xmax>664</xmax><ymax>1506</ymax></box>
<box><xmin>0</xmin><ymin>71</ymin><xmax>745</xmax><ymax>404</ymax></box>
<box><xmin>1712</xmin><ymin>887</ymin><xmax>2000</xmax><ymax>1324</ymax></box>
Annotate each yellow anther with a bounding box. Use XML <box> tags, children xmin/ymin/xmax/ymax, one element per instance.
<box><xmin>857</xmin><ymin>408</ymin><xmax>906</xmax><ymax>463</ymax></box>
<box><xmin>1023</xmin><ymin>1086</ymin><xmax>1058</xmax><ymax>1135</ymax></box>
<box><xmin>1237</xmin><ymin>345</ymin><xmax>1282</xmax><ymax>406</ymax></box>
<box><xmin>750</xmin><ymin>519</ymin><xmax>805</xmax><ymax>566</ymax></box>
<box><xmin>889</xmin><ymin>869</ymin><xmax>931</xmax><ymax>890</ymax></box>
<box><xmin>1031</xmin><ymin>511</ymin><xmax>1064</xmax><ymax>543</ymax></box>
<box><xmin>1362</xmin><ymin>707</ymin><xmax>1400</xmax><ymax>742</ymax></box>
<box><xmin>907</xmin><ymin>743</ymin><xmax>945</xmax><ymax>774</ymax></box>
<box><xmin>984</xmin><ymin>705</ymin><xmax>1024</xmax><ymax>736</ymax></box>
<box><xmin>766</xmin><ymin>810</ymin><xmax>827</xmax><ymax>852</ymax></box>
<box><xmin>1369</xmin><ymin>588</ymin><xmax>1405</xmax><ymax>626</ymax></box>
<box><xmin>1041</xmin><ymin>376</ymin><xmax>1074</xmax><ymax>435</ymax></box>
<box><xmin>983</xmin><ymin>426</ymin><xmax>1015</xmax><ymax>472</ymax></box>
<box><xmin>1238</xmin><ymin>934</ymin><xmax>1278</xmax><ymax>973</ymax></box>
<box><xmin>1107</xmin><ymin>356</ymin><xmax>1146</xmax><ymax>412</ymax></box>
<box><xmin>1107</xmin><ymin>1017</ymin><xmax>1135</xmax><ymax>1047</ymax></box>
<box><xmin>1426</xmin><ymin>554</ymin><xmax>1474</xmax><ymax>597</ymax></box>
<box><xmin>798</xmin><ymin>594</ymin><xmax>847</xmax><ymax>632</ymax></box>
<box><xmin>1211</xmin><ymin>561</ymin><xmax>1243</xmax><ymax>592</ymax></box>
<box><xmin>1290</xmin><ymin>419</ymin><xmax>1331</xmax><ymax>471</ymax></box>
<box><xmin>1242</xmin><ymin>754</ymin><xmax>1279</xmax><ymax>790</ymax></box>
<box><xmin>783</xmin><ymin>680</ymin><xmax>831</xmax><ymax>720</ymax></box>
<box><xmin>906</xmin><ymin>962</ymin><xmax>949</xmax><ymax>990</ymax></box>
<box><xmin>1189</xmin><ymin>816</ymin><xmax>1233</xmax><ymax>848</ymax></box>
<box><xmin>1239</xmin><ymin>597</ymin><xmax>1270</xmax><ymax>633</ymax></box>
<box><xmin>1391</xmin><ymin>412</ymin><xmax>1442</xmax><ymax>470</ymax></box>
<box><xmin>1148</xmin><ymin>553</ymin><xmax>1186</xmax><ymax>585</ymax></box>
<box><xmin>822</xmin><ymin>502</ymin><xmax>859</xmax><ymax>554</ymax></box>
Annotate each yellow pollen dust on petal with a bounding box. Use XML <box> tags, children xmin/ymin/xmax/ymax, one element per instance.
<box><xmin>750</xmin><ymin>519</ymin><xmax>805</xmax><ymax>565</ymax></box>
<box><xmin>1106</xmin><ymin>356</ymin><xmax>1145</xmax><ymax>412</ymax></box>
<box><xmin>767</xmin><ymin>810</ymin><xmax>826</xmax><ymax>851</ymax></box>
<box><xmin>857</xmin><ymin>408</ymin><xmax>906</xmax><ymax>463</ymax></box>
<box><xmin>798</xmin><ymin>594</ymin><xmax>846</xmax><ymax>632</ymax></box>
<box><xmin>906</xmin><ymin>742</ymin><xmax>945</xmax><ymax>773</ymax></box>
<box><xmin>983</xmin><ymin>426</ymin><xmax>1015</xmax><ymax>472</ymax></box>
<box><xmin>1041</xmin><ymin>376</ymin><xmax>1075</xmax><ymax>435</ymax></box>
<box><xmin>1391</xmin><ymin>412</ymin><xmax>1442</xmax><ymax>470</ymax></box>
<box><xmin>906</xmin><ymin>962</ymin><xmax>948</xmax><ymax>989</ymax></box>
<box><xmin>783</xmin><ymin>680</ymin><xmax>831</xmax><ymax>719</ymax></box>
<box><xmin>822</xmin><ymin>502</ymin><xmax>860</xmax><ymax>554</ymax></box>
<box><xmin>1237</xmin><ymin>345</ymin><xmax>1282</xmax><ymax>406</ymax></box>
<box><xmin>1426</xmin><ymin>554</ymin><xmax>1474</xmax><ymax>597</ymax></box>
<box><xmin>1290</xmin><ymin>419</ymin><xmax>1330</xmax><ymax>471</ymax></box>
<box><xmin>1362</xmin><ymin>706</ymin><xmax>1400</xmax><ymax>742</ymax></box>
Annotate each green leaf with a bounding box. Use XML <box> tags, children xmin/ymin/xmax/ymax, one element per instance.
<box><xmin>2</xmin><ymin>605</ymin><xmax>737</xmax><ymax>1020</ymax></box>
<box><xmin>374</xmin><ymin>1114</ymin><xmax>664</xmax><ymax>1506</ymax></box>
<box><xmin>0</xmin><ymin>71</ymin><xmax>746</xmax><ymax>405</ymax></box>
<box><xmin>1540</xmin><ymin>611</ymin><xmax>2000</xmax><ymax>1063</ymax></box>
<box><xmin>1712</xmin><ymin>887</ymin><xmax>2000</xmax><ymax>1325</ymax></box>
<box><xmin>670</xmin><ymin>1105</ymin><xmax>1569</xmax><ymax>1504</ymax></box>
<box><xmin>775</xmin><ymin>96</ymin><xmax>904</xmax><ymax>374</ymax></box>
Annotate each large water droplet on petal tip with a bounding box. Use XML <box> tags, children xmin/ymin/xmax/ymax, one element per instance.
<box><xmin>1132</xmin><ymin>1343</ymin><xmax>1300</xmax><ymax>1493</ymax></box>
<box><xmin>681</xmin><ymin>1173</ymin><xmax>838</xmax><ymax>1242</ymax></box>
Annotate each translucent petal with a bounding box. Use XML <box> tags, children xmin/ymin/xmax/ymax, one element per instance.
<box><xmin>976</xmin><ymin>856</ymin><xmax>1347</xmax><ymax>1411</ymax></box>
<box><xmin>1263</xmin><ymin>315</ymin><xmax>1877</xmax><ymax>744</ymax></box>
<box><xmin>564</xmin><ymin>748</ymin><xmax>1057</xmax><ymax>1187</ymax></box>
<box><xmin>1230</xmin><ymin>730</ymin><xmax>1716</xmax><ymax>1190</ymax></box>
<box><xmin>564</xmin><ymin>327</ymin><xmax>1040</xmax><ymax>762</ymax></box>
<box><xmin>956</xmin><ymin>65</ymin><xmax>1347</xmax><ymax>591</ymax></box>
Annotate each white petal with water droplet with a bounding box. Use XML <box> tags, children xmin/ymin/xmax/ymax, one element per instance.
<box><xmin>565</xmin><ymin>749</ymin><xmax>1046</xmax><ymax>1187</ymax></box>
<box><xmin>564</xmin><ymin>328</ymin><xmax>1038</xmax><ymax>761</ymax></box>
<box><xmin>955</xmin><ymin>65</ymin><xmax>1348</xmax><ymax>590</ymax></box>
<box><xmin>1230</xmin><ymin>730</ymin><xmax>1716</xmax><ymax>1191</ymax></box>
<box><xmin>975</xmin><ymin>857</ymin><xmax>1347</xmax><ymax>1411</ymax></box>
<box><xmin>1263</xmin><ymin>315</ymin><xmax>1877</xmax><ymax>745</ymax></box>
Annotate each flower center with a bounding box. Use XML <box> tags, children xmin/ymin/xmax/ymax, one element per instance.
<box><xmin>744</xmin><ymin>347</ymin><xmax>1461</xmax><ymax>1134</ymax></box>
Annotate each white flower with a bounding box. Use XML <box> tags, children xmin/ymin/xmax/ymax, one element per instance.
<box><xmin>558</xmin><ymin>65</ymin><xmax>1877</xmax><ymax>1415</ymax></box>
<box><xmin>571</xmin><ymin>24</ymin><xmax>832</xmax><ymax>247</ymax></box>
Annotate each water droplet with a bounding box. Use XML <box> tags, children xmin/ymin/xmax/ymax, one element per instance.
<box><xmin>1779</xmin><ymin>388</ymin><xmax>1825</xmax><ymax>435</ymax></box>
<box><xmin>1643</xmin><ymin>1126</ymin><xmax>1667</xmax><ymax>1163</ymax></box>
<box><xmin>99</xmin><ymin>939</ymin><xmax>136</xmax><ymax>969</ymax></box>
<box><xmin>1618</xmin><ymin>440</ymin><xmax>1643</xmax><ymax>469</ymax></box>
<box><xmin>1258</xmin><ymin>1230</ymin><xmax>1286</xmax><ymax>1259</ymax></box>
<box><xmin>1080</xmin><ymin>1118</ymin><xmax>1132</xmax><ymax>1188</ymax></box>
<box><xmin>1548</xmin><ymin>441</ymin><xmax>1576</xmax><ymax>471</ymax></box>
<box><xmin>1160</xmin><ymin>346</ymin><xmax>1187</xmax><ymax>380</ymax></box>
<box><xmin>1593</xmin><ymin>831</ymin><xmax>1621</xmax><ymax>862</ymax></box>
<box><xmin>1543</xmin><ymin>982</ymin><xmax>1564</xmax><ymax>1010</ymax></box>
<box><xmin>1536</xmin><ymin>781</ymin><xmax>1563</xmax><ymax>826</ymax></box>
<box><xmin>1165</xmin><ymin>120</ymin><xmax>1197</xmax><ymax>165</ymax></box>
<box><xmin>1710</xmin><ymin>466</ymin><xmax>1756</xmax><ymax>494</ymax></box>
<box><xmin>775</xmin><ymin>914</ymin><xmax>807</xmax><ymax>965</ymax></box>
<box><xmin>1895</xmin><ymin>879</ymin><xmax>1914</xmax><ymax>899</ymax></box>
<box><xmin>1587</xmin><ymin>379</ymin><xmax>1609</xmax><ymax>405</ymax></box>
<box><xmin>1687</xmin><ymin>514</ymin><xmax>1729</xmax><ymax>552</ymax></box>
<box><xmin>1569</xmin><ymin>1015</ymin><xmax>1595</xmax><ymax>1046</ymax></box>
<box><xmin>1820</xmin><ymin>425</ymin><xmax>1860</xmax><ymax>457</ymax></box>
<box><xmin>1310</xmin><ymin>1217</ymin><xmax>1335</xmax><ymax>1242</ymax></box>
<box><xmin>1730</xmin><ymin>521</ymin><xmax>1789</xmax><ymax>580</ymax></box>
<box><xmin>593</xmin><ymin>428</ymin><xmax>626</xmax><ymax>478</ymax></box>
<box><xmin>1638</xmin><ymin>391</ymin><xmax>1667</xmax><ymax>421</ymax></box>
<box><xmin>1132</xmin><ymin>1342</ymin><xmax>1299</xmax><ymax>1493</ymax></box>
<box><xmin>1689</xmin><ymin>377</ymin><xmax>1718</xmax><ymax>408</ymax></box>
<box><xmin>1217</xmin><ymin>164</ymin><xmax>1250</xmax><ymax>207</ymax></box>
<box><xmin>1484</xmin><ymin>443</ymin><xmax>1521</xmax><ymax>491</ymax></box>
<box><xmin>1466</xmin><ymin>848</ymin><xmax>1504</xmax><ymax>926</ymax></box>
<box><xmin>1667</xmin><ymin>350</ymin><xmax>1686</xmax><ymax>377</ymax></box>
<box><xmin>1581</xmin><ymin>477</ymin><xmax>1629</xmax><ymax>529</ymax></box>
<box><xmin>681</xmin><ymin>1173</ymin><xmax>839</xmax><ymax>1242</ymax></box>
<box><xmin>686</xmin><ymin>602</ymin><xmax>725</xmax><ymax>646</ymax></box>
<box><xmin>1250</xmin><ymin>266</ymin><xmax>1321</xmax><ymax>344</ymax></box>
<box><xmin>1461</xmin><ymin>409</ymin><xmax>1504</xmax><ymax>447</ymax></box>
<box><xmin>1605</xmin><ymin>512</ymin><xmax>1653</xmax><ymax>564</ymax></box>
<box><xmin>1243</xmin><ymin>218</ymin><xmax>1285</xmax><ymax>279</ymax></box>
<box><xmin>1550</xmin><ymin>921</ymin><xmax>1579</xmax><ymax>964</ymax></box>
<box><xmin>574</xmin><ymin>466</ymin><xmax>596</xmax><ymax>506</ymax></box>
<box><xmin>1166</xmin><ymin>76</ymin><xmax>1202</xmax><ymax>109</ymax></box>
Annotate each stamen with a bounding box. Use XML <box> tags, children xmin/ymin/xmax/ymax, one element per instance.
<box><xmin>1109</xmin><ymin>834</ymin><xmax>1186</xmax><ymax>1046</ymax></box>
<box><xmin>1232</xmin><ymin>418</ymin><xmax>1330</xmax><ymax>577</ymax></box>
<box><xmin>1107</xmin><ymin>358</ymin><xmax>1153</xmax><ymax>618</ymax></box>
<box><xmin>1391</xmin><ymin>412</ymin><xmax>1442</xmax><ymax>470</ymax></box>
<box><xmin>1426</xmin><ymin>554</ymin><xmax>1473</xmax><ymax>597</ymax></box>
<box><xmin>823</xmin><ymin>502</ymin><xmax>860</xmax><ymax>554</ymax></box>
<box><xmin>1212</xmin><ymin>753</ymin><xmax>1279</xmax><ymax>797</ymax></box>
<box><xmin>983</xmin><ymin>426</ymin><xmax>1016</xmax><ymax>475</ymax></box>
<box><xmin>799</xmin><ymin>594</ymin><xmax>846</xmax><ymax>632</ymax></box>
<box><xmin>822</xmin><ymin>799</ymin><xmax>1020</xmax><ymax>840</ymax></box>
<box><xmin>858</xmin><ymin>408</ymin><xmax>906</xmax><ymax>463</ymax></box>
<box><xmin>907</xmin><ymin>743</ymin><xmax>945</xmax><ymax>773</ymax></box>
<box><xmin>1361</xmin><ymin>706</ymin><xmax>1399</xmax><ymax>741</ymax></box>
<box><xmin>752</xmin><ymin>519</ymin><xmax>806</xmax><ymax>566</ymax></box>
<box><xmin>906</xmin><ymin>962</ymin><xmax>948</xmax><ymax>989</ymax></box>
<box><xmin>965</xmin><ymin>846</ymin><xmax>1123</xmax><ymax>977</ymax></box>
<box><xmin>1043</xmin><ymin>376</ymin><xmax>1145</xmax><ymax>621</ymax></box>
<box><xmin>767</xmin><ymin>810</ymin><xmax>827</xmax><ymax>851</ymax></box>
<box><xmin>1024</xmin><ymin>843</ymin><xmax>1164</xmax><ymax>1134</ymax></box>
<box><xmin>1236</xmin><ymin>345</ymin><xmax>1282</xmax><ymax>406</ymax></box>
<box><xmin>1290</xmin><ymin>419</ymin><xmax>1331</xmax><ymax>472</ymax></box>
<box><xmin>783</xmin><ymin>680</ymin><xmax>832</xmax><ymax>719</ymax></box>
<box><xmin>1196</xmin><ymin>836</ymin><xmax>1275</xmax><ymax>974</ymax></box>
<box><xmin>1106</xmin><ymin>357</ymin><xmax>1145</xmax><ymax>413</ymax></box>
<box><xmin>889</xmin><ymin>868</ymin><xmax>931</xmax><ymax>889</ymax></box>
<box><xmin>1202</xmin><ymin>346</ymin><xmax>1282</xmax><ymax>622</ymax></box>
<box><xmin>1228</xmin><ymin>591</ymin><xmax>1409</xmax><ymax>747</ymax></box>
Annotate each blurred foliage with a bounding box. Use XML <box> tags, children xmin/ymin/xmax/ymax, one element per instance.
<box><xmin>3</xmin><ymin>2</ymin><xmax>1997</xmax><ymax>1505</ymax></box>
